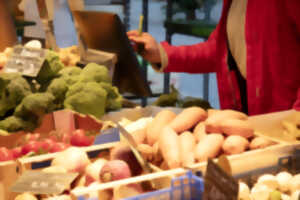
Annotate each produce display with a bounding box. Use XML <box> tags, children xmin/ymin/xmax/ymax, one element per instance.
<box><xmin>0</xmin><ymin>50</ymin><xmax>122</xmax><ymax>133</ymax></box>
<box><xmin>0</xmin><ymin>129</ymin><xmax>95</xmax><ymax>162</ymax></box>
<box><xmin>116</xmin><ymin>107</ymin><xmax>277</xmax><ymax>170</ymax></box>
<box><xmin>238</xmin><ymin>172</ymin><xmax>300</xmax><ymax>200</ymax></box>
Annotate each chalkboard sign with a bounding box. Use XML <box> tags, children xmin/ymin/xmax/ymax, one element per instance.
<box><xmin>203</xmin><ymin>159</ymin><xmax>239</xmax><ymax>200</ymax></box>
<box><xmin>4</xmin><ymin>45</ymin><xmax>47</xmax><ymax>77</ymax></box>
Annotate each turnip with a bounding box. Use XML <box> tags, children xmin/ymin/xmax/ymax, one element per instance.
<box><xmin>85</xmin><ymin>158</ymin><xmax>107</xmax><ymax>186</ymax></box>
<box><xmin>100</xmin><ymin>160</ymin><xmax>131</xmax><ymax>183</ymax></box>
<box><xmin>51</xmin><ymin>147</ymin><xmax>90</xmax><ymax>173</ymax></box>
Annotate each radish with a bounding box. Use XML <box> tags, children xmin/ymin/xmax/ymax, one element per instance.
<box><xmin>0</xmin><ymin>147</ymin><xmax>14</xmax><ymax>161</ymax></box>
<box><xmin>70</xmin><ymin>129</ymin><xmax>94</xmax><ymax>147</ymax></box>
<box><xmin>11</xmin><ymin>147</ymin><xmax>22</xmax><ymax>159</ymax></box>
<box><xmin>25</xmin><ymin>133</ymin><xmax>40</xmax><ymax>142</ymax></box>
<box><xmin>21</xmin><ymin>141</ymin><xmax>42</xmax><ymax>155</ymax></box>
<box><xmin>100</xmin><ymin>160</ymin><xmax>131</xmax><ymax>183</ymax></box>
<box><xmin>110</xmin><ymin>143</ymin><xmax>142</xmax><ymax>176</ymax></box>
<box><xmin>51</xmin><ymin>147</ymin><xmax>90</xmax><ymax>173</ymax></box>
<box><xmin>50</xmin><ymin>142</ymin><xmax>70</xmax><ymax>153</ymax></box>
<box><xmin>85</xmin><ymin>158</ymin><xmax>107</xmax><ymax>186</ymax></box>
<box><xmin>40</xmin><ymin>139</ymin><xmax>56</xmax><ymax>152</ymax></box>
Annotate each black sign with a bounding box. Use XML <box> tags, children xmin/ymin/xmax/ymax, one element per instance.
<box><xmin>203</xmin><ymin>159</ymin><xmax>239</xmax><ymax>200</ymax></box>
<box><xmin>4</xmin><ymin>45</ymin><xmax>47</xmax><ymax>77</ymax></box>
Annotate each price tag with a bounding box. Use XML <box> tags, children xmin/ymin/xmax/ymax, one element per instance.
<box><xmin>203</xmin><ymin>159</ymin><xmax>239</xmax><ymax>200</ymax></box>
<box><xmin>4</xmin><ymin>45</ymin><xmax>47</xmax><ymax>77</ymax></box>
<box><xmin>11</xmin><ymin>171</ymin><xmax>78</xmax><ymax>195</ymax></box>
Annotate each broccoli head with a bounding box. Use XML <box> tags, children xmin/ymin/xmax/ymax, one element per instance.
<box><xmin>0</xmin><ymin>116</ymin><xmax>36</xmax><ymax>132</ymax></box>
<box><xmin>46</xmin><ymin>78</ymin><xmax>68</xmax><ymax>108</ymax></box>
<box><xmin>14</xmin><ymin>92</ymin><xmax>56</xmax><ymax>119</ymax></box>
<box><xmin>99</xmin><ymin>82</ymin><xmax>122</xmax><ymax>111</ymax></box>
<box><xmin>79</xmin><ymin>63</ymin><xmax>111</xmax><ymax>84</ymax></box>
<box><xmin>64</xmin><ymin>82</ymin><xmax>108</xmax><ymax>119</ymax></box>
<box><xmin>36</xmin><ymin>50</ymin><xmax>64</xmax><ymax>85</ymax></box>
<box><xmin>58</xmin><ymin>66</ymin><xmax>82</xmax><ymax>86</ymax></box>
<box><xmin>0</xmin><ymin>73</ymin><xmax>32</xmax><ymax>117</ymax></box>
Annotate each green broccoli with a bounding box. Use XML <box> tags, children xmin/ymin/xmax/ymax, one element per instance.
<box><xmin>46</xmin><ymin>78</ymin><xmax>68</xmax><ymax>108</ymax></box>
<box><xmin>0</xmin><ymin>73</ymin><xmax>32</xmax><ymax>117</ymax></box>
<box><xmin>79</xmin><ymin>63</ymin><xmax>111</xmax><ymax>84</ymax></box>
<box><xmin>64</xmin><ymin>82</ymin><xmax>108</xmax><ymax>119</ymax></box>
<box><xmin>99</xmin><ymin>82</ymin><xmax>119</xmax><ymax>99</ymax></box>
<box><xmin>0</xmin><ymin>116</ymin><xmax>36</xmax><ymax>132</ymax></box>
<box><xmin>58</xmin><ymin>66</ymin><xmax>82</xmax><ymax>86</ymax></box>
<box><xmin>14</xmin><ymin>92</ymin><xmax>56</xmax><ymax>119</ymax></box>
<box><xmin>152</xmin><ymin>85</ymin><xmax>179</xmax><ymax>107</ymax></box>
<box><xmin>36</xmin><ymin>50</ymin><xmax>64</xmax><ymax>85</ymax></box>
<box><xmin>99</xmin><ymin>82</ymin><xmax>122</xmax><ymax>111</ymax></box>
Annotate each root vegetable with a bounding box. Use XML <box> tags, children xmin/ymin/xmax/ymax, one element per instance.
<box><xmin>0</xmin><ymin>147</ymin><xmax>14</xmax><ymax>161</ymax></box>
<box><xmin>193</xmin><ymin>122</ymin><xmax>207</xmax><ymax>143</ymax></box>
<box><xmin>137</xmin><ymin>144</ymin><xmax>154</xmax><ymax>161</ymax></box>
<box><xmin>250</xmin><ymin>137</ymin><xmax>276</xmax><ymax>150</ymax></box>
<box><xmin>110</xmin><ymin>143</ymin><xmax>142</xmax><ymax>176</ymax></box>
<box><xmin>85</xmin><ymin>159</ymin><xmax>107</xmax><ymax>186</ymax></box>
<box><xmin>250</xmin><ymin>184</ymin><xmax>271</xmax><ymax>200</ymax></box>
<box><xmin>222</xmin><ymin>135</ymin><xmax>249</xmax><ymax>155</ymax></box>
<box><xmin>205</xmin><ymin>110</ymin><xmax>248</xmax><ymax>133</ymax></box>
<box><xmin>169</xmin><ymin>107</ymin><xmax>207</xmax><ymax>133</ymax></box>
<box><xmin>257</xmin><ymin>174</ymin><xmax>279</xmax><ymax>190</ymax></box>
<box><xmin>146</xmin><ymin>110</ymin><xmax>177</xmax><ymax>145</ymax></box>
<box><xmin>15</xmin><ymin>193</ymin><xmax>37</xmax><ymax>200</ymax></box>
<box><xmin>159</xmin><ymin>126</ymin><xmax>181</xmax><ymax>169</ymax></box>
<box><xmin>100</xmin><ymin>160</ymin><xmax>131</xmax><ymax>183</ymax></box>
<box><xmin>131</xmin><ymin>128</ymin><xmax>147</xmax><ymax>144</ymax></box>
<box><xmin>207</xmin><ymin>109</ymin><xmax>221</xmax><ymax>117</ymax></box>
<box><xmin>179</xmin><ymin>131</ymin><xmax>196</xmax><ymax>166</ymax></box>
<box><xmin>291</xmin><ymin>190</ymin><xmax>300</xmax><ymax>200</ymax></box>
<box><xmin>276</xmin><ymin>172</ymin><xmax>293</xmax><ymax>192</ymax></box>
<box><xmin>113</xmin><ymin>184</ymin><xmax>143</xmax><ymax>200</ymax></box>
<box><xmin>238</xmin><ymin>182</ymin><xmax>250</xmax><ymax>200</ymax></box>
<box><xmin>51</xmin><ymin>147</ymin><xmax>90</xmax><ymax>173</ymax></box>
<box><xmin>288</xmin><ymin>174</ymin><xmax>300</xmax><ymax>193</ymax></box>
<box><xmin>220</xmin><ymin>119</ymin><xmax>254</xmax><ymax>138</ymax></box>
<box><xmin>194</xmin><ymin>134</ymin><xmax>224</xmax><ymax>162</ymax></box>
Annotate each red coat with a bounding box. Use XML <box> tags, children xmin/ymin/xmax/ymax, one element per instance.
<box><xmin>161</xmin><ymin>0</ymin><xmax>300</xmax><ymax>115</ymax></box>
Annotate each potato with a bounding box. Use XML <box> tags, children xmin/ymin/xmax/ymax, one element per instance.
<box><xmin>131</xmin><ymin>128</ymin><xmax>147</xmax><ymax>145</ymax></box>
<box><xmin>194</xmin><ymin>134</ymin><xmax>224</xmax><ymax>162</ymax></box>
<box><xmin>179</xmin><ymin>131</ymin><xmax>196</xmax><ymax>166</ymax></box>
<box><xmin>222</xmin><ymin>135</ymin><xmax>249</xmax><ymax>155</ymax></box>
<box><xmin>220</xmin><ymin>119</ymin><xmax>254</xmax><ymax>138</ymax></box>
<box><xmin>193</xmin><ymin>122</ymin><xmax>207</xmax><ymax>142</ymax></box>
<box><xmin>159</xmin><ymin>126</ymin><xmax>181</xmax><ymax>169</ymax></box>
<box><xmin>146</xmin><ymin>110</ymin><xmax>177</xmax><ymax>145</ymax></box>
<box><xmin>169</xmin><ymin>107</ymin><xmax>207</xmax><ymax>133</ymax></box>
<box><xmin>205</xmin><ymin>110</ymin><xmax>248</xmax><ymax>133</ymax></box>
<box><xmin>250</xmin><ymin>137</ymin><xmax>276</xmax><ymax>150</ymax></box>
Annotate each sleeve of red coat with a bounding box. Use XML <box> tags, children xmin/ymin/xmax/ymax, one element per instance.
<box><xmin>160</xmin><ymin>29</ymin><xmax>219</xmax><ymax>74</ymax></box>
<box><xmin>285</xmin><ymin>0</ymin><xmax>300</xmax><ymax>110</ymax></box>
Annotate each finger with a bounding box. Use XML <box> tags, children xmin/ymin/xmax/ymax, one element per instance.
<box><xmin>128</xmin><ymin>36</ymin><xmax>148</xmax><ymax>45</ymax></box>
<box><xmin>127</xmin><ymin>30</ymin><xmax>139</xmax><ymax>37</ymax></box>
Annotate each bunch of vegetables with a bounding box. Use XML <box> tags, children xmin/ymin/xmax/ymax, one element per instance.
<box><xmin>14</xmin><ymin>147</ymin><xmax>146</xmax><ymax>200</ymax></box>
<box><xmin>238</xmin><ymin>172</ymin><xmax>300</xmax><ymax>200</ymax></box>
<box><xmin>0</xmin><ymin>129</ymin><xmax>95</xmax><ymax>162</ymax></box>
<box><xmin>116</xmin><ymin>107</ymin><xmax>277</xmax><ymax>170</ymax></box>
<box><xmin>0</xmin><ymin>50</ymin><xmax>122</xmax><ymax>133</ymax></box>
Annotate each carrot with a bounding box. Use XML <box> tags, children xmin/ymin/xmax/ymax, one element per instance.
<box><xmin>159</xmin><ymin>126</ymin><xmax>181</xmax><ymax>169</ymax></box>
<box><xmin>194</xmin><ymin>134</ymin><xmax>224</xmax><ymax>162</ymax></box>
<box><xmin>146</xmin><ymin>110</ymin><xmax>177</xmax><ymax>146</ymax></box>
<box><xmin>222</xmin><ymin>135</ymin><xmax>249</xmax><ymax>155</ymax></box>
<box><xmin>179</xmin><ymin>131</ymin><xmax>196</xmax><ymax>166</ymax></box>
<box><xmin>169</xmin><ymin>107</ymin><xmax>207</xmax><ymax>133</ymax></box>
<box><xmin>193</xmin><ymin>122</ymin><xmax>207</xmax><ymax>142</ymax></box>
<box><xmin>220</xmin><ymin>119</ymin><xmax>254</xmax><ymax>138</ymax></box>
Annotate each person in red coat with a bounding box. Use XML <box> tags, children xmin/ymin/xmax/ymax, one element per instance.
<box><xmin>128</xmin><ymin>0</ymin><xmax>300</xmax><ymax>116</ymax></box>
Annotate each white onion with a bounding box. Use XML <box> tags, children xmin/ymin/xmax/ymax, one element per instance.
<box><xmin>289</xmin><ymin>174</ymin><xmax>300</xmax><ymax>193</ymax></box>
<box><xmin>257</xmin><ymin>174</ymin><xmax>279</xmax><ymax>190</ymax></box>
<box><xmin>238</xmin><ymin>182</ymin><xmax>250</xmax><ymax>200</ymax></box>
<box><xmin>250</xmin><ymin>184</ymin><xmax>271</xmax><ymax>200</ymax></box>
<box><xmin>291</xmin><ymin>190</ymin><xmax>300</xmax><ymax>200</ymax></box>
<box><xmin>276</xmin><ymin>172</ymin><xmax>293</xmax><ymax>192</ymax></box>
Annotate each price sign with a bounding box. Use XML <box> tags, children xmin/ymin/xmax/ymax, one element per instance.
<box><xmin>203</xmin><ymin>159</ymin><xmax>239</xmax><ymax>200</ymax></box>
<box><xmin>4</xmin><ymin>45</ymin><xmax>47</xmax><ymax>77</ymax></box>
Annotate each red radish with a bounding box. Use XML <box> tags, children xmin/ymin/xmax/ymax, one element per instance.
<box><xmin>70</xmin><ymin>129</ymin><xmax>94</xmax><ymax>147</ymax></box>
<box><xmin>85</xmin><ymin>158</ymin><xmax>107</xmax><ymax>186</ymax></box>
<box><xmin>51</xmin><ymin>147</ymin><xmax>90</xmax><ymax>173</ymax></box>
<box><xmin>110</xmin><ymin>143</ymin><xmax>142</xmax><ymax>176</ymax></box>
<box><xmin>11</xmin><ymin>147</ymin><xmax>22</xmax><ymax>159</ymax></box>
<box><xmin>40</xmin><ymin>138</ymin><xmax>56</xmax><ymax>152</ymax></box>
<box><xmin>0</xmin><ymin>147</ymin><xmax>13</xmax><ymax>161</ymax></box>
<box><xmin>50</xmin><ymin>142</ymin><xmax>70</xmax><ymax>153</ymax></box>
<box><xmin>25</xmin><ymin>133</ymin><xmax>40</xmax><ymax>141</ymax></box>
<box><xmin>21</xmin><ymin>141</ymin><xmax>42</xmax><ymax>155</ymax></box>
<box><xmin>100</xmin><ymin>160</ymin><xmax>131</xmax><ymax>183</ymax></box>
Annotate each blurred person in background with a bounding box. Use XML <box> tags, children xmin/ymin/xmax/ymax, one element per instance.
<box><xmin>128</xmin><ymin>0</ymin><xmax>300</xmax><ymax>116</ymax></box>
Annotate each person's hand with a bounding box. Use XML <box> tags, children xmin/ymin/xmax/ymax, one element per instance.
<box><xmin>127</xmin><ymin>30</ymin><xmax>161</xmax><ymax>64</ymax></box>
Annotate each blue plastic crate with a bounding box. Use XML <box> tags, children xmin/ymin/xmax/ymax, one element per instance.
<box><xmin>78</xmin><ymin>171</ymin><xmax>204</xmax><ymax>200</ymax></box>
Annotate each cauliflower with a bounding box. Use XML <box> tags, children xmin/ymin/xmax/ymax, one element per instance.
<box><xmin>79</xmin><ymin>63</ymin><xmax>111</xmax><ymax>84</ymax></box>
<box><xmin>64</xmin><ymin>82</ymin><xmax>108</xmax><ymax>119</ymax></box>
<box><xmin>0</xmin><ymin>73</ymin><xmax>32</xmax><ymax>117</ymax></box>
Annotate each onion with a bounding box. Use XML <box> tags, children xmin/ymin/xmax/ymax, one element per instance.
<box><xmin>257</xmin><ymin>174</ymin><xmax>279</xmax><ymax>190</ymax></box>
<box><xmin>238</xmin><ymin>182</ymin><xmax>250</xmax><ymax>200</ymax></box>
<box><xmin>51</xmin><ymin>147</ymin><xmax>90</xmax><ymax>173</ymax></box>
<box><xmin>276</xmin><ymin>172</ymin><xmax>293</xmax><ymax>192</ymax></box>
<box><xmin>85</xmin><ymin>159</ymin><xmax>107</xmax><ymax>186</ymax></box>
<box><xmin>289</xmin><ymin>174</ymin><xmax>300</xmax><ymax>193</ymax></box>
